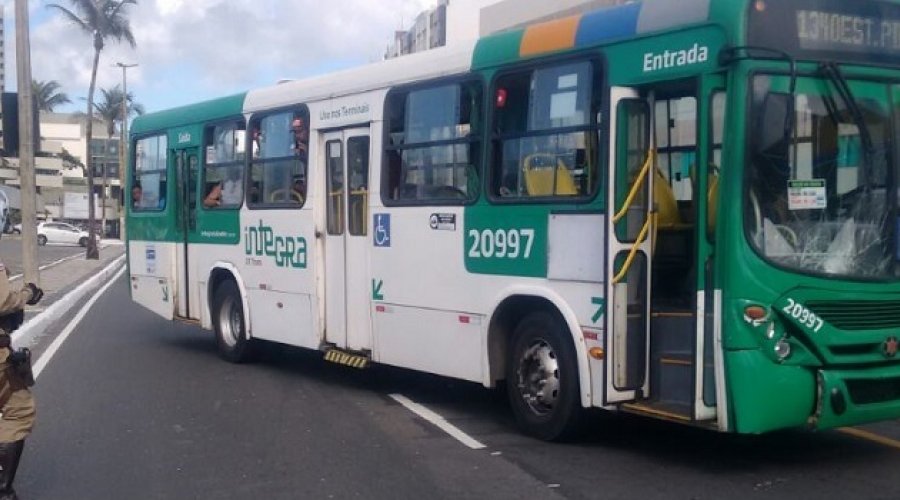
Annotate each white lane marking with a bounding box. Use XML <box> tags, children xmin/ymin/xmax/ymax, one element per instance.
<box><xmin>389</xmin><ymin>393</ymin><xmax>486</xmax><ymax>450</ymax></box>
<box><xmin>9</xmin><ymin>252</ymin><xmax>84</xmax><ymax>282</ymax></box>
<box><xmin>13</xmin><ymin>255</ymin><xmax>126</xmax><ymax>347</ymax></box>
<box><xmin>31</xmin><ymin>265</ymin><xmax>126</xmax><ymax>380</ymax></box>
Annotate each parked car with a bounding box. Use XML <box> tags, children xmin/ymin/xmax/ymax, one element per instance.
<box><xmin>37</xmin><ymin>221</ymin><xmax>90</xmax><ymax>247</ymax></box>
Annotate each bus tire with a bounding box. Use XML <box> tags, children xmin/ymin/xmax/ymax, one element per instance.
<box><xmin>507</xmin><ymin>311</ymin><xmax>585</xmax><ymax>441</ymax></box>
<box><xmin>212</xmin><ymin>280</ymin><xmax>253</xmax><ymax>363</ymax></box>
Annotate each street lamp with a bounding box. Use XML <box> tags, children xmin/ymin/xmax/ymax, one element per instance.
<box><xmin>116</xmin><ymin>62</ymin><xmax>137</xmax><ymax>239</ymax></box>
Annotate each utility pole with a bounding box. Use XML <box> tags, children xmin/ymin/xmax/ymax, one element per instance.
<box><xmin>16</xmin><ymin>0</ymin><xmax>39</xmax><ymax>284</ymax></box>
<box><xmin>117</xmin><ymin>62</ymin><xmax>136</xmax><ymax>240</ymax></box>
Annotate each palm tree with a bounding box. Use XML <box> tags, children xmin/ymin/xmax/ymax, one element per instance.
<box><xmin>92</xmin><ymin>85</ymin><xmax>145</xmax><ymax>138</ymax></box>
<box><xmin>32</xmin><ymin>80</ymin><xmax>72</xmax><ymax>112</ymax></box>
<box><xmin>48</xmin><ymin>0</ymin><xmax>137</xmax><ymax>259</ymax></box>
<box><xmin>91</xmin><ymin>85</ymin><xmax>144</xmax><ymax>236</ymax></box>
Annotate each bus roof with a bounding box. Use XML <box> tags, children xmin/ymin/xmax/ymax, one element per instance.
<box><xmin>473</xmin><ymin>0</ymin><xmax>900</xmax><ymax>70</ymax></box>
<box><xmin>473</xmin><ymin>0</ymin><xmax>720</xmax><ymax>70</ymax></box>
<box><xmin>243</xmin><ymin>41</ymin><xmax>474</xmax><ymax>114</ymax></box>
<box><xmin>131</xmin><ymin>92</ymin><xmax>247</xmax><ymax>136</ymax></box>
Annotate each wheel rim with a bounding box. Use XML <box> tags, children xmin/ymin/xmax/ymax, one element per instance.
<box><xmin>218</xmin><ymin>295</ymin><xmax>243</xmax><ymax>348</ymax></box>
<box><xmin>516</xmin><ymin>338</ymin><xmax>560</xmax><ymax>416</ymax></box>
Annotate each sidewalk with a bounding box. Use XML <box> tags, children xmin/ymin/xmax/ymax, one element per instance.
<box><xmin>10</xmin><ymin>241</ymin><xmax>126</xmax><ymax>344</ymax></box>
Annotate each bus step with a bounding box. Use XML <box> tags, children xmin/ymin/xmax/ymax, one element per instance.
<box><xmin>622</xmin><ymin>401</ymin><xmax>692</xmax><ymax>423</ymax></box>
<box><xmin>323</xmin><ymin>349</ymin><xmax>370</xmax><ymax>369</ymax></box>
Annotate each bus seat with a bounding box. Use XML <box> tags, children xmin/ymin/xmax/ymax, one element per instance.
<box><xmin>523</xmin><ymin>154</ymin><xmax>578</xmax><ymax>196</ymax></box>
<box><xmin>654</xmin><ymin>168</ymin><xmax>682</xmax><ymax>228</ymax></box>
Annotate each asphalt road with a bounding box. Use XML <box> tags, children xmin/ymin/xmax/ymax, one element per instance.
<box><xmin>16</xmin><ymin>274</ymin><xmax>900</xmax><ymax>499</ymax></box>
<box><xmin>0</xmin><ymin>234</ymin><xmax>88</xmax><ymax>277</ymax></box>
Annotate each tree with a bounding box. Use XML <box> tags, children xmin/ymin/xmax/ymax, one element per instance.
<box><xmin>90</xmin><ymin>85</ymin><xmax>144</xmax><ymax>238</ymax></box>
<box><xmin>47</xmin><ymin>0</ymin><xmax>137</xmax><ymax>259</ymax></box>
<box><xmin>92</xmin><ymin>85</ymin><xmax>145</xmax><ymax>138</ymax></box>
<box><xmin>32</xmin><ymin>79</ymin><xmax>72</xmax><ymax>112</ymax></box>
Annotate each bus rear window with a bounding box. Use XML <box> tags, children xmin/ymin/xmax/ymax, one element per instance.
<box><xmin>491</xmin><ymin>61</ymin><xmax>600</xmax><ymax>200</ymax></box>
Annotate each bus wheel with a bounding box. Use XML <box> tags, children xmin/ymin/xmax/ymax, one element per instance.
<box><xmin>212</xmin><ymin>280</ymin><xmax>252</xmax><ymax>363</ymax></box>
<box><xmin>507</xmin><ymin>311</ymin><xmax>584</xmax><ymax>441</ymax></box>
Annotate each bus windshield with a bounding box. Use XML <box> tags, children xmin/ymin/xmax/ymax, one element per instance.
<box><xmin>746</xmin><ymin>73</ymin><xmax>899</xmax><ymax>280</ymax></box>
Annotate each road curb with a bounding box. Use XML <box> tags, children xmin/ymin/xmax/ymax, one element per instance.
<box><xmin>12</xmin><ymin>255</ymin><xmax>126</xmax><ymax>347</ymax></box>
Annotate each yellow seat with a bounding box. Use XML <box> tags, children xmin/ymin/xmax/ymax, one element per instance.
<box><xmin>523</xmin><ymin>154</ymin><xmax>578</xmax><ymax>196</ymax></box>
<box><xmin>707</xmin><ymin>171</ymin><xmax>719</xmax><ymax>234</ymax></box>
<box><xmin>653</xmin><ymin>168</ymin><xmax>682</xmax><ymax>228</ymax></box>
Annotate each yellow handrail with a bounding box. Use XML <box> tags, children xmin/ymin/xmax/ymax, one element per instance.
<box><xmin>612</xmin><ymin>150</ymin><xmax>654</xmax><ymax>223</ymax></box>
<box><xmin>612</xmin><ymin>213</ymin><xmax>656</xmax><ymax>285</ymax></box>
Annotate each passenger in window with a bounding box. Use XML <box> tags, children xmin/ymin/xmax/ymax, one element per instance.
<box><xmin>131</xmin><ymin>183</ymin><xmax>143</xmax><ymax>208</ymax></box>
<box><xmin>203</xmin><ymin>167</ymin><xmax>243</xmax><ymax>208</ymax></box>
<box><xmin>291</xmin><ymin>117</ymin><xmax>309</xmax><ymax>162</ymax></box>
<box><xmin>252</xmin><ymin>128</ymin><xmax>262</xmax><ymax>158</ymax></box>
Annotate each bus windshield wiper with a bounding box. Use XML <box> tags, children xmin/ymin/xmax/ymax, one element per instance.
<box><xmin>819</xmin><ymin>62</ymin><xmax>876</xmax><ymax>187</ymax></box>
<box><xmin>721</xmin><ymin>46</ymin><xmax>797</xmax><ymax>144</ymax></box>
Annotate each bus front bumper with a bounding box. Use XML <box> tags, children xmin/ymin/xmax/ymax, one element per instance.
<box><xmin>813</xmin><ymin>364</ymin><xmax>900</xmax><ymax>430</ymax></box>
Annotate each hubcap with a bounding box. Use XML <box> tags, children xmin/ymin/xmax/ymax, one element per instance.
<box><xmin>218</xmin><ymin>296</ymin><xmax>243</xmax><ymax>347</ymax></box>
<box><xmin>517</xmin><ymin>339</ymin><xmax>560</xmax><ymax>416</ymax></box>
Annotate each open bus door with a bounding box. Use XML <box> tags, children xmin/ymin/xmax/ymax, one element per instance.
<box><xmin>604</xmin><ymin>87</ymin><xmax>652</xmax><ymax>404</ymax></box>
<box><xmin>604</xmin><ymin>77</ymin><xmax>725</xmax><ymax>424</ymax></box>
<box><xmin>174</xmin><ymin>146</ymin><xmax>200</xmax><ymax>320</ymax></box>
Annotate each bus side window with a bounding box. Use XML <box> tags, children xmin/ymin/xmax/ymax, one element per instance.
<box><xmin>133</xmin><ymin>133</ymin><xmax>168</xmax><ymax>211</ymax></box>
<box><xmin>490</xmin><ymin>60</ymin><xmax>601</xmax><ymax>200</ymax></box>
<box><xmin>247</xmin><ymin>108</ymin><xmax>309</xmax><ymax>208</ymax></box>
<box><xmin>203</xmin><ymin>120</ymin><xmax>246</xmax><ymax>209</ymax></box>
<box><xmin>382</xmin><ymin>80</ymin><xmax>482</xmax><ymax>205</ymax></box>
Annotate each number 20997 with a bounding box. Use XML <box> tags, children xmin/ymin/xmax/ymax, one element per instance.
<box><xmin>467</xmin><ymin>228</ymin><xmax>535</xmax><ymax>260</ymax></box>
<box><xmin>783</xmin><ymin>298</ymin><xmax>824</xmax><ymax>333</ymax></box>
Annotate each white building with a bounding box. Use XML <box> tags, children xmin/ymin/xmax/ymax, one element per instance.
<box><xmin>478</xmin><ymin>0</ymin><xmax>629</xmax><ymax>37</ymax></box>
<box><xmin>388</xmin><ymin>0</ymin><xmax>629</xmax><ymax>59</ymax></box>
<box><xmin>0</xmin><ymin>111</ymin><xmax>121</xmax><ymax>222</ymax></box>
<box><xmin>0</xmin><ymin>6</ymin><xmax>5</xmax><ymax>93</ymax></box>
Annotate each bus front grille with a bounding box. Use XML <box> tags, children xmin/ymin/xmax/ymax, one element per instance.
<box><xmin>806</xmin><ymin>300</ymin><xmax>900</xmax><ymax>331</ymax></box>
<box><xmin>845</xmin><ymin>377</ymin><xmax>900</xmax><ymax>405</ymax></box>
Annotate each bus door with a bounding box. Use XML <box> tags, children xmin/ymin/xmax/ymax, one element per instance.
<box><xmin>694</xmin><ymin>73</ymin><xmax>727</xmax><ymax>421</ymax></box>
<box><xmin>605</xmin><ymin>87</ymin><xmax>652</xmax><ymax>404</ymax></box>
<box><xmin>174</xmin><ymin>146</ymin><xmax>200</xmax><ymax>320</ymax></box>
<box><xmin>322</xmin><ymin>128</ymin><xmax>372</xmax><ymax>351</ymax></box>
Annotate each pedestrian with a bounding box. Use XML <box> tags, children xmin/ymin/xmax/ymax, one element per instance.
<box><xmin>0</xmin><ymin>259</ymin><xmax>42</xmax><ymax>500</ymax></box>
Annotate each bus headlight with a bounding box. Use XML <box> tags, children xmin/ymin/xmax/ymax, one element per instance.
<box><xmin>774</xmin><ymin>338</ymin><xmax>792</xmax><ymax>360</ymax></box>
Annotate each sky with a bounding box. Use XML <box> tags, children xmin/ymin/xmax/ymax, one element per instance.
<box><xmin>3</xmin><ymin>0</ymin><xmax>441</xmax><ymax>114</ymax></box>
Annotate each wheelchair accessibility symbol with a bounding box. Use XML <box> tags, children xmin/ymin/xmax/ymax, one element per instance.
<box><xmin>374</xmin><ymin>213</ymin><xmax>391</xmax><ymax>247</ymax></box>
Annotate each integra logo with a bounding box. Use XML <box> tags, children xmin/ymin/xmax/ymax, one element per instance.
<box><xmin>244</xmin><ymin>220</ymin><xmax>307</xmax><ymax>268</ymax></box>
<box><xmin>643</xmin><ymin>43</ymin><xmax>709</xmax><ymax>72</ymax></box>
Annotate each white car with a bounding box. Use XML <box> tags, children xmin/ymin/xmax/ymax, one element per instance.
<box><xmin>37</xmin><ymin>222</ymin><xmax>90</xmax><ymax>247</ymax></box>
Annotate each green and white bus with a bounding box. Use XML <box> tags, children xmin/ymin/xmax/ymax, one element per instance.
<box><xmin>127</xmin><ymin>0</ymin><xmax>900</xmax><ymax>440</ymax></box>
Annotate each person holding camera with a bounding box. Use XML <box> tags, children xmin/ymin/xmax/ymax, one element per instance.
<box><xmin>0</xmin><ymin>259</ymin><xmax>42</xmax><ymax>500</ymax></box>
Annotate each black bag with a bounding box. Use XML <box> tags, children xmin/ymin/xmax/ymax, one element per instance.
<box><xmin>0</xmin><ymin>310</ymin><xmax>24</xmax><ymax>334</ymax></box>
<box><xmin>8</xmin><ymin>348</ymin><xmax>34</xmax><ymax>388</ymax></box>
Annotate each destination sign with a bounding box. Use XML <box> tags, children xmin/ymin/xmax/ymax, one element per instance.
<box><xmin>797</xmin><ymin>10</ymin><xmax>900</xmax><ymax>53</ymax></box>
<box><xmin>748</xmin><ymin>0</ymin><xmax>900</xmax><ymax>66</ymax></box>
